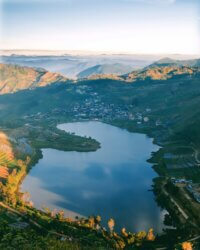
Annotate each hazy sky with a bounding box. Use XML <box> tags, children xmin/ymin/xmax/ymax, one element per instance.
<box><xmin>0</xmin><ymin>0</ymin><xmax>199</xmax><ymax>54</ymax></box>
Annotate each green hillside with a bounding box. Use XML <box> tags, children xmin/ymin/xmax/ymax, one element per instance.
<box><xmin>0</xmin><ymin>64</ymin><xmax>68</xmax><ymax>94</ymax></box>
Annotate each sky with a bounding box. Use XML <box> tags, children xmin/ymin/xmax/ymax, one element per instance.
<box><xmin>0</xmin><ymin>0</ymin><xmax>199</xmax><ymax>54</ymax></box>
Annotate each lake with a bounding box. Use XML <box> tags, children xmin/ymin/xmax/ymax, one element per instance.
<box><xmin>21</xmin><ymin>121</ymin><xmax>166</xmax><ymax>232</ymax></box>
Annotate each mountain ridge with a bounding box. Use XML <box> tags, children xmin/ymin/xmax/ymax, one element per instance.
<box><xmin>78</xmin><ymin>58</ymin><xmax>200</xmax><ymax>82</ymax></box>
<box><xmin>123</xmin><ymin>65</ymin><xmax>200</xmax><ymax>82</ymax></box>
<box><xmin>80</xmin><ymin>64</ymin><xmax>200</xmax><ymax>82</ymax></box>
<box><xmin>77</xmin><ymin>63</ymin><xmax>133</xmax><ymax>79</ymax></box>
<box><xmin>1</xmin><ymin>59</ymin><xmax>200</xmax><ymax>95</ymax></box>
<box><xmin>148</xmin><ymin>57</ymin><xmax>200</xmax><ymax>68</ymax></box>
<box><xmin>0</xmin><ymin>63</ymin><xmax>69</xmax><ymax>94</ymax></box>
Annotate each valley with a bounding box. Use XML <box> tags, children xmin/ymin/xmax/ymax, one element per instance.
<box><xmin>0</xmin><ymin>58</ymin><xmax>200</xmax><ymax>248</ymax></box>
<box><xmin>2</xmin><ymin>0</ymin><xmax>199</xmax><ymax>248</ymax></box>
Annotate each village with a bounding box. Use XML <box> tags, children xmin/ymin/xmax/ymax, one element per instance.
<box><xmin>171</xmin><ymin>177</ymin><xmax>200</xmax><ymax>204</ymax></box>
<box><xmin>22</xmin><ymin>84</ymin><xmax>153</xmax><ymax>126</ymax></box>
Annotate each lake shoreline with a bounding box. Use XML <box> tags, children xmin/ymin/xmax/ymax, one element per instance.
<box><xmin>21</xmin><ymin>121</ymin><xmax>164</xmax><ymax>233</ymax></box>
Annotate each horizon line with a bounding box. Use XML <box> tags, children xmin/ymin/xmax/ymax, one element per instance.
<box><xmin>1</xmin><ymin>49</ymin><xmax>200</xmax><ymax>57</ymax></box>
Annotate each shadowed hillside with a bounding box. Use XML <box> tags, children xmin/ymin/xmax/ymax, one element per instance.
<box><xmin>77</xmin><ymin>63</ymin><xmax>133</xmax><ymax>79</ymax></box>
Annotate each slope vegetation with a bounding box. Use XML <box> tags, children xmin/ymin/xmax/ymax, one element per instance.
<box><xmin>123</xmin><ymin>65</ymin><xmax>199</xmax><ymax>82</ymax></box>
<box><xmin>0</xmin><ymin>64</ymin><xmax>68</xmax><ymax>94</ymax></box>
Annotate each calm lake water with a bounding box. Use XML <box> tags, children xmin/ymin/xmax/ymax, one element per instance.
<box><xmin>21</xmin><ymin>121</ymin><xmax>166</xmax><ymax>232</ymax></box>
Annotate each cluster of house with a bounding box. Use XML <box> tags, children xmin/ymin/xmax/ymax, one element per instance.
<box><xmin>186</xmin><ymin>184</ymin><xmax>200</xmax><ymax>203</ymax></box>
<box><xmin>64</xmin><ymin>84</ymin><xmax>152</xmax><ymax>122</ymax></box>
<box><xmin>131</xmin><ymin>111</ymin><xmax>150</xmax><ymax>125</ymax></box>
<box><xmin>22</xmin><ymin>84</ymin><xmax>154</xmax><ymax>125</ymax></box>
<box><xmin>171</xmin><ymin>178</ymin><xmax>192</xmax><ymax>185</ymax></box>
<box><xmin>68</xmin><ymin>87</ymin><xmax>152</xmax><ymax>122</ymax></box>
<box><xmin>171</xmin><ymin>178</ymin><xmax>200</xmax><ymax>204</ymax></box>
<box><xmin>71</xmin><ymin>99</ymin><xmax>134</xmax><ymax>121</ymax></box>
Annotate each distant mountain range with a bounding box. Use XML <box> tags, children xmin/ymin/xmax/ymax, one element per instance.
<box><xmin>0</xmin><ymin>54</ymin><xmax>152</xmax><ymax>78</ymax></box>
<box><xmin>1</xmin><ymin>57</ymin><xmax>200</xmax><ymax>95</ymax></box>
<box><xmin>85</xmin><ymin>58</ymin><xmax>200</xmax><ymax>82</ymax></box>
<box><xmin>122</xmin><ymin>58</ymin><xmax>200</xmax><ymax>82</ymax></box>
<box><xmin>148</xmin><ymin>57</ymin><xmax>200</xmax><ymax>68</ymax></box>
<box><xmin>123</xmin><ymin>65</ymin><xmax>199</xmax><ymax>82</ymax></box>
<box><xmin>77</xmin><ymin>63</ymin><xmax>133</xmax><ymax>79</ymax></box>
<box><xmin>0</xmin><ymin>64</ymin><xmax>68</xmax><ymax>94</ymax></box>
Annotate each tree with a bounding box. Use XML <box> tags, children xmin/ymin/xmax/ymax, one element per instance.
<box><xmin>56</xmin><ymin>210</ymin><xmax>65</xmax><ymax>220</ymax></box>
<box><xmin>95</xmin><ymin>215</ymin><xmax>101</xmax><ymax>224</ymax></box>
<box><xmin>95</xmin><ymin>215</ymin><xmax>101</xmax><ymax>230</ymax></box>
<box><xmin>136</xmin><ymin>231</ymin><xmax>146</xmax><ymax>241</ymax></box>
<box><xmin>88</xmin><ymin>216</ymin><xmax>95</xmax><ymax>228</ymax></box>
<box><xmin>108</xmin><ymin>218</ymin><xmax>115</xmax><ymax>233</ymax></box>
<box><xmin>121</xmin><ymin>228</ymin><xmax>128</xmax><ymax>238</ymax></box>
<box><xmin>182</xmin><ymin>242</ymin><xmax>193</xmax><ymax>250</ymax></box>
<box><xmin>43</xmin><ymin>207</ymin><xmax>51</xmax><ymax>216</ymax></box>
<box><xmin>146</xmin><ymin>228</ymin><xmax>155</xmax><ymax>241</ymax></box>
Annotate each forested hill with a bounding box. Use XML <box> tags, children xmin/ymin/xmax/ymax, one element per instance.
<box><xmin>79</xmin><ymin>60</ymin><xmax>200</xmax><ymax>82</ymax></box>
<box><xmin>0</xmin><ymin>63</ymin><xmax>69</xmax><ymax>94</ymax></box>
<box><xmin>123</xmin><ymin>65</ymin><xmax>199</xmax><ymax>82</ymax></box>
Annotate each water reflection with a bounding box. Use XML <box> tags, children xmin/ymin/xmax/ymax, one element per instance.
<box><xmin>22</xmin><ymin>121</ymin><xmax>164</xmax><ymax>232</ymax></box>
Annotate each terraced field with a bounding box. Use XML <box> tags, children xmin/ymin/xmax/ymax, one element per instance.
<box><xmin>0</xmin><ymin>166</ymin><xmax>9</xmax><ymax>179</ymax></box>
<box><xmin>0</xmin><ymin>132</ymin><xmax>17</xmax><ymax>180</ymax></box>
<box><xmin>0</xmin><ymin>152</ymin><xmax>15</xmax><ymax>166</ymax></box>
